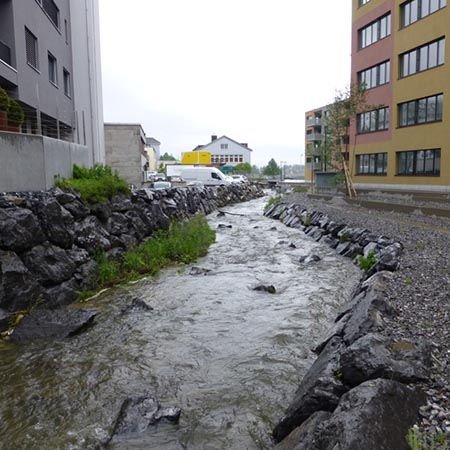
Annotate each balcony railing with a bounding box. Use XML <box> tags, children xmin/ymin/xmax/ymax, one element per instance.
<box><xmin>0</xmin><ymin>40</ymin><xmax>12</xmax><ymax>66</ymax></box>
<box><xmin>305</xmin><ymin>133</ymin><xmax>324</xmax><ymax>142</ymax></box>
<box><xmin>306</xmin><ymin>117</ymin><xmax>322</xmax><ymax>127</ymax></box>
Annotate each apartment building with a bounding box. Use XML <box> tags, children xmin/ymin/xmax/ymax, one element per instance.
<box><xmin>351</xmin><ymin>0</ymin><xmax>449</xmax><ymax>192</ymax></box>
<box><xmin>0</xmin><ymin>0</ymin><xmax>104</xmax><ymax>166</ymax></box>
<box><xmin>305</xmin><ymin>106</ymin><xmax>329</xmax><ymax>182</ymax></box>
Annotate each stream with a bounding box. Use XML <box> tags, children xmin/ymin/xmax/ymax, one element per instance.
<box><xmin>0</xmin><ymin>194</ymin><xmax>361</xmax><ymax>450</ymax></box>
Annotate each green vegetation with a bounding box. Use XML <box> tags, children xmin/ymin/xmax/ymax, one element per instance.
<box><xmin>404</xmin><ymin>278</ymin><xmax>413</xmax><ymax>285</ymax></box>
<box><xmin>80</xmin><ymin>216</ymin><xmax>215</xmax><ymax>298</ymax></box>
<box><xmin>234</xmin><ymin>163</ymin><xmax>252</xmax><ymax>174</ymax></box>
<box><xmin>262</xmin><ymin>158</ymin><xmax>281</xmax><ymax>177</ymax></box>
<box><xmin>358</xmin><ymin>250</ymin><xmax>378</xmax><ymax>273</ymax></box>
<box><xmin>407</xmin><ymin>428</ymin><xmax>448</xmax><ymax>450</ymax></box>
<box><xmin>160</xmin><ymin>152</ymin><xmax>177</xmax><ymax>161</ymax></box>
<box><xmin>55</xmin><ymin>163</ymin><xmax>130</xmax><ymax>203</ymax></box>
<box><xmin>264</xmin><ymin>194</ymin><xmax>282</xmax><ymax>211</ymax></box>
<box><xmin>0</xmin><ymin>86</ymin><xmax>10</xmax><ymax>112</ymax></box>
<box><xmin>7</xmin><ymin>99</ymin><xmax>24</xmax><ymax>126</ymax></box>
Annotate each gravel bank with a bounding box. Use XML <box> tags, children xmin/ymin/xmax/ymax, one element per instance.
<box><xmin>286</xmin><ymin>192</ymin><xmax>450</xmax><ymax>441</ymax></box>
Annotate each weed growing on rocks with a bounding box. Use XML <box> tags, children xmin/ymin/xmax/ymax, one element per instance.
<box><xmin>79</xmin><ymin>216</ymin><xmax>215</xmax><ymax>299</ymax></box>
<box><xmin>358</xmin><ymin>250</ymin><xmax>378</xmax><ymax>273</ymax></box>
<box><xmin>407</xmin><ymin>427</ymin><xmax>448</xmax><ymax>450</ymax></box>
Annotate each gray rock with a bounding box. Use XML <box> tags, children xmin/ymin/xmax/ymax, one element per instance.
<box><xmin>189</xmin><ymin>266</ymin><xmax>212</xmax><ymax>276</ymax></box>
<box><xmin>111</xmin><ymin>396</ymin><xmax>181</xmax><ymax>439</ymax></box>
<box><xmin>253</xmin><ymin>284</ymin><xmax>276</xmax><ymax>294</ymax></box>
<box><xmin>340</xmin><ymin>333</ymin><xmax>431</xmax><ymax>387</ymax></box>
<box><xmin>63</xmin><ymin>199</ymin><xmax>91</xmax><ymax>220</ymax></box>
<box><xmin>120</xmin><ymin>297</ymin><xmax>153</xmax><ymax>314</ymax></box>
<box><xmin>0</xmin><ymin>207</ymin><xmax>45</xmax><ymax>252</ymax></box>
<box><xmin>10</xmin><ymin>309</ymin><xmax>97</xmax><ymax>341</ymax></box>
<box><xmin>313</xmin><ymin>379</ymin><xmax>425</xmax><ymax>450</ymax></box>
<box><xmin>367</xmin><ymin>242</ymin><xmax>403</xmax><ymax>276</ymax></box>
<box><xmin>272</xmin><ymin>337</ymin><xmax>348</xmax><ymax>443</ymax></box>
<box><xmin>90</xmin><ymin>202</ymin><xmax>112</xmax><ymax>223</ymax></box>
<box><xmin>32</xmin><ymin>197</ymin><xmax>75</xmax><ymax>249</ymax></box>
<box><xmin>274</xmin><ymin>411</ymin><xmax>332</xmax><ymax>450</ymax></box>
<box><xmin>299</xmin><ymin>254</ymin><xmax>321</xmax><ymax>263</ymax></box>
<box><xmin>73</xmin><ymin>260</ymin><xmax>99</xmax><ymax>290</ymax></box>
<box><xmin>43</xmin><ymin>278</ymin><xmax>80</xmax><ymax>309</ymax></box>
<box><xmin>0</xmin><ymin>250</ymin><xmax>44</xmax><ymax>311</ymax></box>
<box><xmin>74</xmin><ymin>216</ymin><xmax>111</xmax><ymax>254</ymax></box>
<box><xmin>21</xmin><ymin>243</ymin><xmax>77</xmax><ymax>286</ymax></box>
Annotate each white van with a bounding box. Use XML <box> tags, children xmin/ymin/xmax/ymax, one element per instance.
<box><xmin>180</xmin><ymin>167</ymin><xmax>232</xmax><ymax>186</ymax></box>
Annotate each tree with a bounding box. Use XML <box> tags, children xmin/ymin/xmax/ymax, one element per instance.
<box><xmin>325</xmin><ymin>84</ymin><xmax>374</xmax><ymax>197</ymax></box>
<box><xmin>234</xmin><ymin>163</ymin><xmax>252</xmax><ymax>174</ymax></box>
<box><xmin>160</xmin><ymin>152</ymin><xmax>176</xmax><ymax>161</ymax></box>
<box><xmin>251</xmin><ymin>165</ymin><xmax>261</xmax><ymax>176</ymax></box>
<box><xmin>262</xmin><ymin>158</ymin><xmax>281</xmax><ymax>177</ymax></box>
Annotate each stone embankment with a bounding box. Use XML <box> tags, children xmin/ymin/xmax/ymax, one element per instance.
<box><xmin>265</xmin><ymin>198</ymin><xmax>436</xmax><ymax>450</ymax></box>
<box><xmin>0</xmin><ymin>184</ymin><xmax>263</xmax><ymax>333</ymax></box>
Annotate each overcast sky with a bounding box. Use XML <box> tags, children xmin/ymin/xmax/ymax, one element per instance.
<box><xmin>99</xmin><ymin>0</ymin><xmax>351</xmax><ymax>167</ymax></box>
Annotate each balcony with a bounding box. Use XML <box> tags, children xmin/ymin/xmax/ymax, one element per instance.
<box><xmin>306</xmin><ymin>117</ymin><xmax>322</xmax><ymax>127</ymax></box>
<box><xmin>305</xmin><ymin>133</ymin><xmax>324</xmax><ymax>142</ymax></box>
<box><xmin>0</xmin><ymin>40</ymin><xmax>11</xmax><ymax>66</ymax></box>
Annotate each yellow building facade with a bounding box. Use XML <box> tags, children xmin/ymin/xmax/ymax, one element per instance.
<box><xmin>351</xmin><ymin>0</ymin><xmax>449</xmax><ymax>192</ymax></box>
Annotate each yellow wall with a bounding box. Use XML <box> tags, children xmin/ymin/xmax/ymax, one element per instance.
<box><xmin>352</xmin><ymin>0</ymin><xmax>450</xmax><ymax>190</ymax></box>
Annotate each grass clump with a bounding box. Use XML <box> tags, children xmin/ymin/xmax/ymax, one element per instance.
<box><xmin>55</xmin><ymin>163</ymin><xmax>130</xmax><ymax>203</ymax></box>
<box><xmin>407</xmin><ymin>427</ymin><xmax>448</xmax><ymax>450</ymax></box>
<box><xmin>264</xmin><ymin>194</ymin><xmax>282</xmax><ymax>211</ymax></box>
<box><xmin>358</xmin><ymin>250</ymin><xmax>378</xmax><ymax>273</ymax></box>
<box><xmin>80</xmin><ymin>216</ymin><xmax>215</xmax><ymax>298</ymax></box>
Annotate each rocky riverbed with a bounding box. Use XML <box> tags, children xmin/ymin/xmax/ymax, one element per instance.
<box><xmin>281</xmin><ymin>192</ymin><xmax>450</xmax><ymax>443</ymax></box>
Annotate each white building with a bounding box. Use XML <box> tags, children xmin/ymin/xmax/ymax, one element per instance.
<box><xmin>194</xmin><ymin>135</ymin><xmax>252</xmax><ymax>167</ymax></box>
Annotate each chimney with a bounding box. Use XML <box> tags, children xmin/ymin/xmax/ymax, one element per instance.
<box><xmin>211</xmin><ymin>135</ymin><xmax>217</xmax><ymax>141</ymax></box>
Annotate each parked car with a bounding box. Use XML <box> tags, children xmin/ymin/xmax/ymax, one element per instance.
<box><xmin>231</xmin><ymin>174</ymin><xmax>248</xmax><ymax>183</ymax></box>
<box><xmin>152</xmin><ymin>181</ymin><xmax>172</xmax><ymax>190</ymax></box>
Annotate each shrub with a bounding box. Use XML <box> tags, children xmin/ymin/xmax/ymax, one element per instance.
<box><xmin>7</xmin><ymin>99</ymin><xmax>24</xmax><ymax>126</ymax></box>
<box><xmin>79</xmin><ymin>216</ymin><xmax>216</xmax><ymax>299</ymax></box>
<box><xmin>358</xmin><ymin>250</ymin><xmax>378</xmax><ymax>273</ymax></box>
<box><xmin>407</xmin><ymin>427</ymin><xmax>448</xmax><ymax>450</ymax></box>
<box><xmin>0</xmin><ymin>86</ymin><xmax>10</xmax><ymax>112</ymax></box>
<box><xmin>55</xmin><ymin>163</ymin><xmax>130</xmax><ymax>203</ymax></box>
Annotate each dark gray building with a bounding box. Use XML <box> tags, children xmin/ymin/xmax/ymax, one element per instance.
<box><xmin>0</xmin><ymin>0</ymin><xmax>104</xmax><ymax>166</ymax></box>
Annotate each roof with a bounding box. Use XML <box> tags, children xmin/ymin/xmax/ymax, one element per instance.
<box><xmin>193</xmin><ymin>135</ymin><xmax>253</xmax><ymax>152</ymax></box>
<box><xmin>146</xmin><ymin>137</ymin><xmax>161</xmax><ymax>146</ymax></box>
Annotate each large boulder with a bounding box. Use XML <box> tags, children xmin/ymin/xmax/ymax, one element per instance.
<box><xmin>74</xmin><ymin>216</ymin><xmax>111</xmax><ymax>254</ymax></box>
<box><xmin>0</xmin><ymin>250</ymin><xmax>44</xmax><ymax>311</ymax></box>
<box><xmin>276</xmin><ymin>379</ymin><xmax>425</xmax><ymax>450</ymax></box>
<box><xmin>10</xmin><ymin>309</ymin><xmax>97</xmax><ymax>341</ymax></box>
<box><xmin>110</xmin><ymin>396</ymin><xmax>181</xmax><ymax>439</ymax></box>
<box><xmin>339</xmin><ymin>333</ymin><xmax>431</xmax><ymax>387</ymax></box>
<box><xmin>273</xmin><ymin>337</ymin><xmax>348</xmax><ymax>443</ymax></box>
<box><xmin>0</xmin><ymin>207</ymin><xmax>45</xmax><ymax>252</ymax></box>
<box><xmin>32</xmin><ymin>197</ymin><xmax>75</xmax><ymax>249</ymax></box>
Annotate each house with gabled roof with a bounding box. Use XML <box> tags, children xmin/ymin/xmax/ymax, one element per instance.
<box><xmin>193</xmin><ymin>135</ymin><xmax>252</xmax><ymax>168</ymax></box>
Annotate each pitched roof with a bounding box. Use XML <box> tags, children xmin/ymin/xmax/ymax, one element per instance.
<box><xmin>146</xmin><ymin>137</ymin><xmax>161</xmax><ymax>146</ymax></box>
<box><xmin>193</xmin><ymin>135</ymin><xmax>253</xmax><ymax>152</ymax></box>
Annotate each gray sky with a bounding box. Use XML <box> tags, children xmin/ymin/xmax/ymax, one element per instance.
<box><xmin>99</xmin><ymin>0</ymin><xmax>351</xmax><ymax>167</ymax></box>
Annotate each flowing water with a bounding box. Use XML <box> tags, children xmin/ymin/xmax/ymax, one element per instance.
<box><xmin>0</xmin><ymin>195</ymin><xmax>361</xmax><ymax>450</ymax></box>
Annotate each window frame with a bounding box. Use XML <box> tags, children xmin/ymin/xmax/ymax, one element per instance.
<box><xmin>356</xmin><ymin>152</ymin><xmax>388</xmax><ymax>175</ymax></box>
<box><xmin>63</xmin><ymin>68</ymin><xmax>71</xmax><ymax>97</ymax></box>
<box><xmin>396</xmin><ymin>149</ymin><xmax>440</xmax><ymax>175</ymax></box>
<box><xmin>357</xmin><ymin>107</ymin><xmax>390</xmax><ymax>133</ymax></box>
<box><xmin>398</xmin><ymin>94</ymin><xmax>443</xmax><ymax>127</ymax></box>
<box><xmin>400</xmin><ymin>37</ymin><xmax>445</xmax><ymax>77</ymax></box>
<box><xmin>359</xmin><ymin>13</ymin><xmax>392</xmax><ymax>49</ymax></box>
<box><xmin>401</xmin><ymin>0</ymin><xmax>447</xmax><ymax>28</ymax></box>
<box><xmin>25</xmin><ymin>27</ymin><xmax>39</xmax><ymax>71</ymax></box>
<box><xmin>358</xmin><ymin>60</ymin><xmax>391</xmax><ymax>89</ymax></box>
<box><xmin>48</xmin><ymin>51</ymin><xmax>58</xmax><ymax>86</ymax></box>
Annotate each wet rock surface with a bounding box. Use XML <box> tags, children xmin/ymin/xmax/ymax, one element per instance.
<box><xmin>0</xmin><ymin>185</ymin><xmax>263</xmax><ymax>313</ymax></box>
<box><xmin>10</xmin><ymin>309</ymin><xmax>97</xmax><ymax>341</ymax></box>
<box><xmin>266</xmin><ymin>192</ymin><xmax>450</xmax><ymax>445</ymax></box>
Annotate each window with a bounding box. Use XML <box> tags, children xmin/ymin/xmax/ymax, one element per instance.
<box><xmin>397</xmin><ymin>149</ymin><xmax>440</xmax><ymax>175</ymax></box>
<box><xmin>357</xmin><ymin>107</ymin><xmax>389</xmax><ymax>133</ymax></box>
<box><xmin>359</xmin><ymin>13</ymin><xmax>391</xmax><ymax>49</ymax></box>
<box><xmin>401</xmin><ymin>0</ymin><xmax>446</xmax><ymax>27</ymax></box>
<box><xmin>220</xmin><ymin>143</ymin><xmax>228</xmax><ymax>149</ymax></box>
<box><xmin>359</xmin><ymin>0</ymin><xmax>371</xmax><ymax>5</ymax></box>
<box><xmin>357</xmin><ymin>153</ymin><xmax>388</xmax><ymax>175</ymax></box>
<box><xmin>63</xmin><ymin>68</ymin><xmax>71</xmax><ymax>97</ymax></box>
<box><xmin>359</xmin><ymin>60</ymin><xmax>390</xmax><ymax>88</ymax></box>
<box><xmin>48</xmin><ymin>52</ymin><xmax>57</xmax><ymax>85</ymax></box>
<box><xmin>42</xmin><ymin>0</ymin><xmax>59</xmax><ymax>28</ymax></box>
<box><xmin>25</xmin><ymin>27</ymin><xmax>39</xmax><ymax>70</ymax></box>
<box><xmin>400</xmin><ymin>38</ymin><xmax>445</xmax><ymax>77</ymax></box>
<box><xmin>399</xmin><ymin>94</ymin><xmax>443</xmax><ymax>126</ymax></box>
<box><xmin>64</xmin><ymin>20</ymin><xmax>69</xmax><ymax>44</ymax></box>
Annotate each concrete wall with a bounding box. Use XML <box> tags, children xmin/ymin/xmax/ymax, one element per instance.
<box><xmin>104</xmin><ymin>124</ymin><xmax>146</xmax><ymax>187</ymax></box>
<box><xmin>0</xmin><ymin>131</ymin><xmax>89</xmax><ymax>192</ymax></box>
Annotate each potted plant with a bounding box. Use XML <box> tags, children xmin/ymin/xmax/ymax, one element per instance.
<box><xmin>7</xmin><ymin>99</ymin><xmax>24</xmax><ymax>132</ymax></box>
<box><xmin>0</xmin><ymin>86</ymin><xmax>10</xmax><ymax>131</ymax></box>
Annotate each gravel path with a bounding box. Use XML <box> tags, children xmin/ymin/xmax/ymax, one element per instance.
<box><xmin>286</xmin><ymin>192</ymin><xmax>450</xmax><ymax>442</ymax></box>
